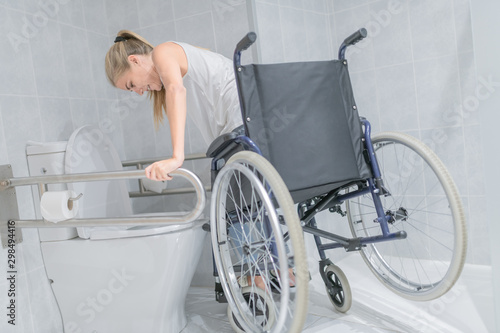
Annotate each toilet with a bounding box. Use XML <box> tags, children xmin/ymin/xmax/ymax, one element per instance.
<box><xmin>26</xmin><ymin>126</ymin><xmax>207</xmax><ymax>333</ymax></box>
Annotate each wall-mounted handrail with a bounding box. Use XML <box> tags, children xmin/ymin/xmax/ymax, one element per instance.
<box><xmin>0</xmin><ymin>168</ymin><xmax>206</xmax><ymax>229</ymax></box>
<box><xmin>121</xmin><ymin>152</ymin><xmax>207</xmax><ymax>167</ymax></box>
<box><xmin>120</xmin><ymin>153</ymin><xmax>210</xmax><ymax>197</ymax></box>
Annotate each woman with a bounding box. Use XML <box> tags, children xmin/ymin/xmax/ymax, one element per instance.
<box><xmin>105</xmin><ymin>30</ymin><xmax>295</xmax><ymax>289</ymax></box>
<box><xmin>105</xmin><ymin>30</ymin><xmax>242</xmax><ymax>181</ymax></box>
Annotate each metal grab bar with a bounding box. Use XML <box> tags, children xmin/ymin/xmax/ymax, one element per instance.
<box><xmin>2</xmin><ymin>169</ymin><xmax>146</xmax><ymax>188</ymax></box>
<box><xmin>119</xmin><ymin>152</ymin><xmax>210</xmax><ymax>197</ymax></box>
<box><xmin>0</xmin><ymin>168</ymin><xmax>206</xmax><ymax>229</ymax></box>
<box><xmin>122</xmin><ymin>152</ymin><xmax>207</xmax><ymax>167</ymax></box>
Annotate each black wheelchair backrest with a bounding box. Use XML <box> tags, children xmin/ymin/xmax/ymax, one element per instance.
<box><xmin>236</xmin><ymin>59</ymin><xmax>372</xmax><ymax>203</ymax></box>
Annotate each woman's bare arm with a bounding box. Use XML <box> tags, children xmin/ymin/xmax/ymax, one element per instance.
<box><xmin>145</xmin><ymin>42</ymin><xmax>188</xmax><ymax>181</ymax></box>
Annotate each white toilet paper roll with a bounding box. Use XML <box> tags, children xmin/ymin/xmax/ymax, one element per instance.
<box><xmin>40</xmin><ymin>190</ymin><xmax>80</xmax><ymax>223</ymax></box>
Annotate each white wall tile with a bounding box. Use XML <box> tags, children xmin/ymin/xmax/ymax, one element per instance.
<box><xmin>414</xmin><ymin>55</ymin><xmax>462</xmax><ymax>129</ymax></box>
<box><xmin>137</xmin><ymin>21</ymin><xmax>177</xmax><ymax>47</ymax></box>
<box><xmin>257</xmin><ymin>0</ymin><xmax>279</xmax><ymax>4</ymax></box>
<box><xmin>0</xmin><ymin>109</ymin><xmax>7</xmax><ymax>165</ymax></box>
<box><xmin>369</xmin><ymin>0</ymin><xmax>413</xmax><ymax>67</ymax></box>
<box><xmin>281</xmin><ymin>7</ymin><xmax>308</xmax><ymax>62</ymax></box>
<box><xmin>96</xmin><ymin>99</ymin><xmax>126</xmax><ymax>160</ymax></box>
<box><xmin>333</xmin><ymin>0</ymin><xmax>371</xmax><ymax>12</ymax></box>
<box><xmin>303</xmin><ymin>0</ymin><xmax>327</xmax><ymax>13</ymax></box>
<box><xmin>55</xmin><ymin>0</ymin><xmax>85</xmax><ymax>29</ymax></box>
<box><xmin>138</xmin><ymin>0</ymin><xmax>175</xmax><ymax>28</ymax></box>
<box><xmin>172</xmin><ymin>0</ymin><xmax>211</xmax><ymax>20</ymax></box>
<box><xmin>212</xmin><ymin>3</ymin><xmax>251</xmax><ymax>58</ymax></box>
<box><xmin>0</xmin><ymin>0</ymin><xmax>23</xmax><ymax>10</ymax></box>
<box><xmin>468</xmin><ymin>195</ymin><xmax>490</xmax><ymax>265</ymax></box>
<box><xmin>280</xmin><ymin>0</ymin><xmax>304</xmax><ymax>9</ymax></box>
<box><xmin>185</xmin><ymin>116</ymin><xmax>207</xmax><ymax>155</ymax></box>
<box><xmin>349</xmin><ymin>70</ymin><xmax>381</xmax><ymax>132</ymax></box>
<box><xmin>255</xmin><ymin>2</ymin><xmax>285</xmax><ymax>63</ymax></box>
<box><xmin>104</xmin><ymin>0</ymin><xmax>141</xmax><ymax>36</ymax></box>
<box><xmin>83</xmin><ymin>0</ymin><xmax>109</xmax><ymax>35</ymax></box>
<box><xmin>119</xmin><ymin>96</ymin><xmax>157</xmax><ymax>160</ymax></box>
<box><xmin>420</xmin><ymin>126</ymin><xmax>467</xmax><ymax>196</ymax></box>
<box><xmin>458</xmin><ymin>51</ymin><xmax>480</xmax><ymax>126</ymax></box>
<box><xmin>0</xmin><ymin>96</ymin><xmax>42</xmax><ymax>175</ymax></box>
<box><xmin>0</xmin><ymin>8</ymin><xmax>37</xmax><ymax>95</ymax></box>
<box><xmin>375</xmin><ymin>63</ymin><xmax>418</xmax><ymax>132</ymax></box>
<box><xmin>60</xmin><ymin>25</ymin><xmax>96</xmax><ymax>99</ymax></box>
<box><xmin>328</xmin><ymin>11</ymin><xmax>338</xmax><ymax>57</ymax></box>
<box><xmin>454</xmin><ymin>0</ymin><xmax>473</xmax><ymax>53</ymax></box>
<box><xmin>175</xmin><ymin>12</ymin><xmax>216</xmax><ymax>50</ymax></box>
<box><xmin>153</xmin><ymin>120</ymin><xmax>173</xmax><ymax>158</ymax></box>
<box><xmin>23</xmin><ymin>0</ymin><xmax>42</xmax><ymax>14</ymax></box>
<box><xmin>29</xmin><ymin>18</ymin><xmax>69</xmax><ymax>97</ymax></box>
<box><xmin>87</xmin><ymin>32</ymin><xmax>118</xmax><ymax>100</ymax></box>
<box><xmin>304</xmin><ymin>12</ymin><xmax>330</xmax><ymax>61</ymax></box>
<box><xmin>70</xmin><ymin>98</ymin><xmax>100</xmax><ymax>130</ymax></box>
<box><xmin>38</xmin><ymin>97</ymin><xmax>74</xmax><ymax>141</ymax></box>
<box><xmin>408</xmin><ymin>0</ymin><xmax>456</xmax><ymax>61</ymax></box>
<box><xmin>464</xmin><ymin>124</ymin><xmax>485</xmax><ymax>197</ymax></box>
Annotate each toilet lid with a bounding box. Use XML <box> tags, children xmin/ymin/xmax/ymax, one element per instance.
<box><xmin>65</xmin><ymin>125</ymin><xmax>133</xmax><ymax>239</ymax></box>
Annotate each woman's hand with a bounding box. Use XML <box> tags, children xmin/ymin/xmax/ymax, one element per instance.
<box><xmin>145</xmin><ymin>157</ymin><xmax>183</xmax><ymax>181</ymax></box>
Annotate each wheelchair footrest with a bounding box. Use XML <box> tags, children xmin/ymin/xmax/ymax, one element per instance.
<box><xmin>215</xmin><ymin>282</ymin><xmax>227</xmax><ymax>303</ymax></box>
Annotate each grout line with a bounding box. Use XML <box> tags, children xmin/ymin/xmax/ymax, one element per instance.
<box><xmin>405</xmin><ymin>1</ymin><xmax>421</xmax><ymax>141</ymax></box>
<box><xmin>331</xmin><ymin>0</ymin><xmax>381</xmax><ymax>14</ymax></box>
<box><xmin>349</xmin><ymin>52</ymin><xmax>463</xmax><ymax>75</ymax></box>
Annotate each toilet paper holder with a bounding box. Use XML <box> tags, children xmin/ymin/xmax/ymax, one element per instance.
<box><xmin>67</xmin><ymin>193</ymin><xmax>83</xmax><ymax>210</ymax></box>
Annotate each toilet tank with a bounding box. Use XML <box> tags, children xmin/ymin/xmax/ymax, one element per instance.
<box><xmin>26</xmin><ymin>141</ymin><xmax>78</xmax><ymax>241</ymax></box>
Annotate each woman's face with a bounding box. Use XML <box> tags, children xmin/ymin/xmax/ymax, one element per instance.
<box><xmin>115</xmin><ymin>55</ymin><xmax>162</xmax><ymax>95</ymax></box>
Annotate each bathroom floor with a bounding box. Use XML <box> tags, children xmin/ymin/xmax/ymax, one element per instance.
<box><xmin>182</xmin><ymin>254</ymin><xmax>495</xmax><ymax>333</ymax></box>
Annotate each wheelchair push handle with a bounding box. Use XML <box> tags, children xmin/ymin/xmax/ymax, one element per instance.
<box><xmin>234</xmin><ymin>32</ymin><xmax>257</xmax><ymax>68</ymax></box>
<box><xmin>338</xmin><ymin>28</ymin><xmax>367</xmax><ymax>60</ymax></box>
<box><xmin>343</xmin><ymin>28</ymin><xmax>367</xmax><ymax>47</ymax></box>
<box><xmin>236</xmin><ymin>32</ymin><xmax>257</xmax><ymax>53</ymax></box>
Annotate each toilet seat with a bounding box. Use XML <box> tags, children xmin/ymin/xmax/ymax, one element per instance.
<box><xmin>64</xmin><ymin>126</ymin><xmax>197</xmax><ymax>240</ymax></box>
<box><xmin>89</xmin><ymin>213</ymin><xmax>199</xmax><ymax>240</ymax></box>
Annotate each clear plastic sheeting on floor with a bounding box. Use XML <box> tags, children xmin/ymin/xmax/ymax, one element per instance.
<box><xmin>183</xmin><ymin>254</ymin><xmax>495</xmax><ymax>333</ymax></box>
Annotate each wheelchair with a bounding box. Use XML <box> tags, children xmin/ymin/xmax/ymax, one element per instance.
<box><xmin>206</xmin><ymin>29</ymin><xmax>467</xmax><ymax>333</ymax></box>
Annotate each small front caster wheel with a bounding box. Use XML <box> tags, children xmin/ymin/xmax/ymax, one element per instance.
<box><xmin>228</xmin><ymin>286</ymin><xmax>276</xmax><ymax>333</ymax></box>
<box><xmin>325</xmin><ymin>264</ymin><xmax>352</xmax><ymax>313</ymax></box>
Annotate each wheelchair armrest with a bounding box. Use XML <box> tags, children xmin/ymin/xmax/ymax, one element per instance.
<box><xmin>206</xmin><ymin>132</ymin><xmax>237</xmax><ymax>158</ymax></box>
<box><xmin>206</xmin><ymin>126</ymin><xmax>246</xmax><ymax>158</ymax></box>
<box><xmin>206</xmin><ymin>125</ymin><xmax>246</xmax><ymax>186</ymax></box>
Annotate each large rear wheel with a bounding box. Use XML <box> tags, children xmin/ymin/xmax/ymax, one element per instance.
<box><xmin>211</xmin><ymin>151</ymin><xmax>308</xmax><ymax>332</ymax></box>
<box><xmin>347</xmin><ymin>132</ymin><xmax>467</xmax><ymax>301</ymax></box>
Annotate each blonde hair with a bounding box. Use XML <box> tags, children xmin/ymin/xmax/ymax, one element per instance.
<box><xmin>105</xmin><ymin>30</ymin><xmax>167</xmax><ymax>128</ymax></box>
